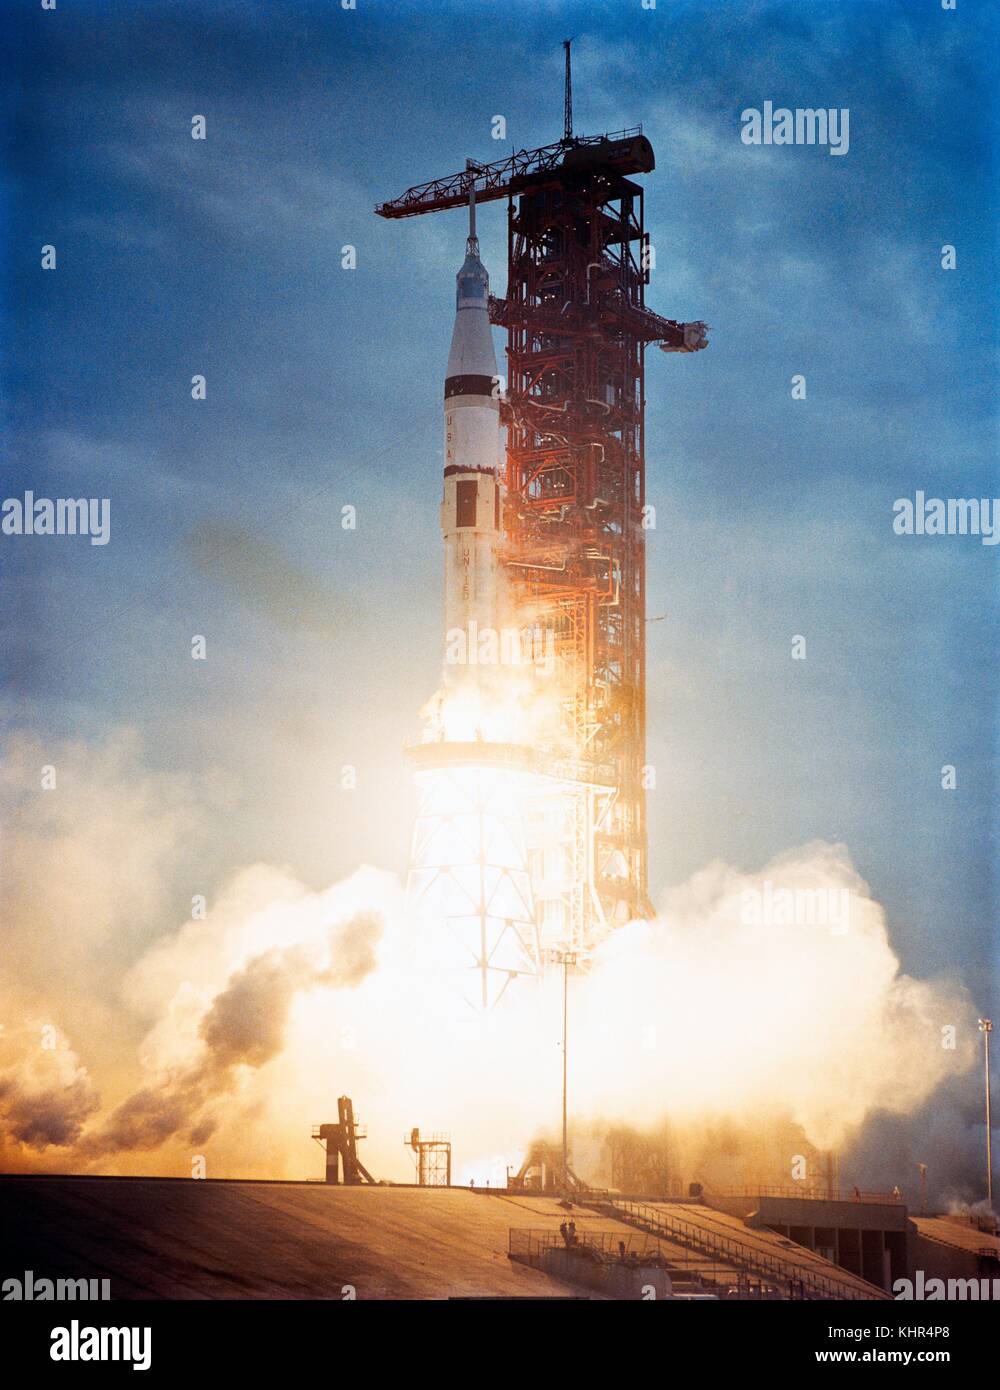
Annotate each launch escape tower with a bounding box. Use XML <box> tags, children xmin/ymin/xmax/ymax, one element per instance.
<box><xmin>379</xmin><ymin>45</ymin><xmax>707</xmax><ymax>973</ymax></box>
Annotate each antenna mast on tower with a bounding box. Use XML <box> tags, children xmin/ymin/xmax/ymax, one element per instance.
<box><xmin>563</xmin><ymin>39</ymin><xmax>573</xmax><ymax>141</ymax></box>
<box><xmin>465</xmin><ymin>159</ymin><xmax>479</xmax><ymax>252</ymax></box>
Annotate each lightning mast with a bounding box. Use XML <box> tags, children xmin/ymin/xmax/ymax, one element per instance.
<box><xmin>563</xmin><ymin>39</ymin><xmax>573</xmax><ymax>142</ymax></box>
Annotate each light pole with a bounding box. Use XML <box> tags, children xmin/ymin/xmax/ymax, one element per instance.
<box><xmin>559</xmin><ymin>949</ymin><xmax>578</xmax><ymax>1199</ymax></box>
<box><xmin>979</xmin><ymin>1019</ymin><xmax>993</xmax><ymax>1207</ymax></box>
<box><xmin>917</xmin><ymin>1162</ymin><xmax>928</xmax><ymax>1217</ymax></box>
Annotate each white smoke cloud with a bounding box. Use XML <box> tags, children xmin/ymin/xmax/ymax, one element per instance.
<box><xmin>569</xmin><ymin>843</ymin><xmax>976</xmax><ymax>1150</ymax></box>
<box><xmin>0</xmin><ymin>731</ymin><xmax>979</xmax><ymax>1188</ymax></box>
<box><xmin>1</xmin><ymin>842</ymin><xmax>971</xmax><ymax>1185</ymax></box>
<box><xmin>0</xmin><ymin>1025</ymin><xmax>99</xmax><ymax>1152</ymax></box>
<box><xmin>76</xmin><ymin>875</ymin><xmax>386</xmax><ymax>1159</ymax></box>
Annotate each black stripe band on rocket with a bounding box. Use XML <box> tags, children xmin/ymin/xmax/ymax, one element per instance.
<box><xmin>444</xmin><ymin>373</ymin><xmax>497</xmax><ymax>400</ymax></box>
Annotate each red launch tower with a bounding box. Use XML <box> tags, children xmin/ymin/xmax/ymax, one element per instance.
<box><xmin>379</xmin><ymin>50</ymin><xmax>707</xmax><ymax>956</ymax></box>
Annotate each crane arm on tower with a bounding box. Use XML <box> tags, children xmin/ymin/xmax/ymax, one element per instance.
<box><xmin>488</xmin><ymin>293</ymin><xmax>708</xmax><ymax>352</ymax></box>
<box><xmin>375</xmin><ymin>139</ymin><xmax>568</xmax><ymax>219</ymax></box>
<box><xmin>374</xmin><ymin>127</ymin><xmax>651</xmax><ymax>220</ymax></box>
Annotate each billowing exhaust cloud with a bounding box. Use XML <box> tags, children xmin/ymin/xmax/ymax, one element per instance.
<box><xmin>31</xmin><ymin>843</ymin><xmax>974</xmax><ymax>1192</ymax></box>
<box><xmin>565</xmin><ymin>842</ymin><xmax>977</xmax><ymax>1151</ymax></box>
<box><xmin>0</xmin><ymin>729</ymin><xmax>982</xmax><ymax>1197</ymax></box>
<box><xmin>77</xmin><ymin>904</ymin><xmax>383</xmax><ymax>1157</ymax></box>
<box><xmin>0</xmin><ymin>1028</ymin><xmax>99</xmax><ymax>1150</ymax></box>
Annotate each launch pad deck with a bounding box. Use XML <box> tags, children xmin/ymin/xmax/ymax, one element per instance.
<box><xmin>1</xmin><ymin>1176</ymin><xmax>895</xmax><ymax>1301</ymax></box>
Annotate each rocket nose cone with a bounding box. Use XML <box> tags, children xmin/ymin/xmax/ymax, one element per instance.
<box><xmin>456</xmin><ymin>239</ymin><xmax>489</xmax><ymax>307</ymax></box>
<box><xmin>457</xmin><ymin>267</ymin><xmax>487</xmax><ymax>305</ymax></box>
<box><xmin>447</xmin><ymin>234</ymin><xmax>496</xmax><ymax>378</ymax></box>
<box><xmin>460</xmin><ymin>248</ymin><xmax>486</xmax><ymax>274</ymax></box>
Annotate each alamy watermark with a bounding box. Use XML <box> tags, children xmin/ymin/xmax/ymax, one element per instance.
<box><xmin>892</xmin><ymin>492</ymin><xmax>998</xmax><ymax>546</ymax></box>
<box><xmin>894</xmin><ymin>1271</ymin><xmax>1000</xmax><ymax>1300</ymax></box>
<box><xmin>741</xmin><ymin>101</ymin><xmax>849</xmax><ymax>156</ymax></box>
<box><xmin>1</xmin><ymin>492</ymin><xmax>110</xmax><ymax>545</ymax></box>
<box><xmin>2</xmin><ymin>1269</ymin><xmax>110</xmax><ymax>1300</ymax></box>
<box><xmin>740</xmin><ymin>880</ymin><xmax>852</xmax><ymax>934</ymax></box>
<box><xmin>445</xmin><ymin>620</ymin><xmax>556</xmax><ymax>677</ymax></box>
<box><xmin>50</xmin><ymin>1320</ymin><xmax>151</xmax><ymax>1371</ymax></box>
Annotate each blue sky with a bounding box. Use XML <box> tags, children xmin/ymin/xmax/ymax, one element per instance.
<box><xmin>2</xmin><ymin>0</ymin><xmax>997</xmax><ymax>1124</ymax></box>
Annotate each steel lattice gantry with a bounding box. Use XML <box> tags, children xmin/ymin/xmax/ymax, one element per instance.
<box><xmin>496</xmin><ymin>149</ymin><xmax>655</xmax><ymax>936</ymax></box>
<box><xmin>378</xmin><ymin>124</ymin><xmax>707</xmax><ymax>960</ymax></box>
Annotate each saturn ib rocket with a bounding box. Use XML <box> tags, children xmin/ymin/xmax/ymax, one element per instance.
<box><xmin>406</xmin><ymin>188</ymin><xmax>542</xmax><ymax>1005</ymax></box>
<box><xmin>441</xmin><ymin>191</ymin><xmax>502</xmax><ymax>649</ymax></box>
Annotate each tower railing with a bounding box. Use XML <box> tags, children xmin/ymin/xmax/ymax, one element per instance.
<box><xmin>598</xmin><ymin>1198</ymin><xmax>890</xmax><ymax>1301</ymax></box>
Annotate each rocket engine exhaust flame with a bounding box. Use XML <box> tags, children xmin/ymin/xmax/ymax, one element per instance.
<box><xmin>408</xmin><ymin>765</ymin><xmax>541</xmax><ymax>1011</ymax></box>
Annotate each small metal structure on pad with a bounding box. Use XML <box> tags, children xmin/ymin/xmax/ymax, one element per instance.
<box><xmin>312</xmin><ymin>1096</ymin><xmax>376</xmax><ymax>1185</ymax></box>
<box><xmin>510</xmin><ymin>1139</ymin><xmax>583</xmax><ymax>1195</ymax></box>
<box><xmin>405</xmin><ymin>1128</ymin><xmax>452</xmax><ymax>1186</ymax></box>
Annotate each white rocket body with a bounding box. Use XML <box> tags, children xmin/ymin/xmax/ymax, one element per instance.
<box><xmin>441</xmin><ymin>205</ymin><xmax>502</xmax><ymax>645</ymax></box>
